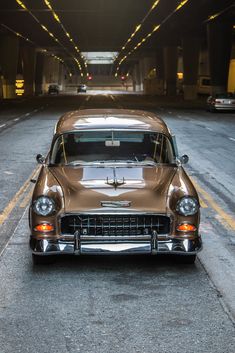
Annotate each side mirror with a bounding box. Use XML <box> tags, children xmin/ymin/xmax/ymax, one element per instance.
<box><xmin>36</xmin><ymin>154</ymin><xmax>45</xmax><ymax>164</ymax></box>
<box><xmin>179</xmin><ymin>154</ymin><xmax>189</xmax><ymax>165</ymax></box>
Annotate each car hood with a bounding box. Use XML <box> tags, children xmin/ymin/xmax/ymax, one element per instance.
<box><xmin>50</xmin><ymin>165</ymin><xmax>177</xmax><ymax>213</ymax></box>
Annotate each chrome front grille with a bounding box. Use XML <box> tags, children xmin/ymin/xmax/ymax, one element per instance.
<box><xmin>60</xmin><ymin>214</ymin><xmax>171</xmax><ymax>237</ymax></box>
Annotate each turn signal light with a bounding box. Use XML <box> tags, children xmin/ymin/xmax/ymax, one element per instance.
<box><xmin>177</xmin><ymin>224</ymin><xmax>196</xmax><ymax>232</ymax></box>
<box><xmin>34</xmin><ymin>223</ymin><xmax>54</xmax><ymax>232</ymax></box>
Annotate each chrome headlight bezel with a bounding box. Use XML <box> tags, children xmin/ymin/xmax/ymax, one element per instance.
<box><xmin>176</xmin><ymin>196</ymin><xmax>199</xmax><ymax>216</ymax></box>
<box><xmin>33</xmin><ymin>196</ymin><xmax>55</xmax><ymax>216</ymax></box>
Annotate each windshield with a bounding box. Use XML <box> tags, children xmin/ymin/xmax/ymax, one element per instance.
<box><xmin>50</xmin><ymin>131</ymin><xmax>176</xmax><ymax>165</ymax></box>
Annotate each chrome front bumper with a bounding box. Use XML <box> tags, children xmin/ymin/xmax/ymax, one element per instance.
<box><xmin>30</xmin><ymin>235</ymin><xmax>202</xmax><ymax>256</ymax></box>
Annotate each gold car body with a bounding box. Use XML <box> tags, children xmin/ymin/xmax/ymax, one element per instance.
<box><xmin>29</xmin><ymin>109</ymin><xmax>202</xmax><ymax>258</ymax></box>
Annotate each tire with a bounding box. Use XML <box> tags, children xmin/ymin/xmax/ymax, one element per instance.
<box><xmin>174</xmin><ymin>254</ymin><xmax>196</xmax><ymax>264</ymax></box>
<box><xmin>209</xmin><ymin>105</ymin><xmax>216</xmax><ymax>113</ymax></box>
<box><xmin>32</xmin><ymin>254</ymin><xmax>56</xmax><ymax>265</ymax></box>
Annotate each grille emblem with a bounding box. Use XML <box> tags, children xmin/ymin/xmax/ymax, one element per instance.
<box><xmin>101</xmin><ymin>201</ymin><xmax>131</xmax><ymax>208</ymax></box>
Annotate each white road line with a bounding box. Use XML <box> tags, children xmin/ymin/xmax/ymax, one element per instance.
<box><xmin>0</xmin><ymin>124</ymin><xmax>6</xmax><ymax>128</ymax></box>
<box><xmin>25</xmin><ymin>113</ymin><xmax>30</xmax><ymax>116</ymax></box>
<box><xmin>14</xmin><ymin>118</ymin><xmax>19</xmax><ymax>121</ymax></box>
<box><xmin>206</xmin><ymin>127</ymin><xmax>213</xmax><ymax>131</ymax></box>
<box><xmin>229</xmin><ymin>137</ymin><xmax>235</xmax><ymax>142</ymax></box>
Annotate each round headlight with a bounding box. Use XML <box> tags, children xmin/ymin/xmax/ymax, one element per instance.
<box><xmin>33</xmin><ymin>196</ymin><xmax>55</xmax><ymax>216</ymax></box>
<box><xmin>176</xmin><ymin>196</ymin><xmax>199</xmax><ymax>216</ymax></box>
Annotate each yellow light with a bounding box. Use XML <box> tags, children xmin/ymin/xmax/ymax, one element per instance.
<box><xmin>15</xmin><ymin>79</ymin><xmax>25</xmax><ymax>96</ymax></box>
<box><xmin>16</xmin><ymin>0</ymin><xmax>27</xmax><ymax>10</ymax></box>
<box><xmin>44</xmin><ymin>0</ymin><xmax>52</xmax><ymax>10</ymax></box>
<box><xmin>175</xmin><ymin>0</ymin><xmax>188</xmax><ymax>12</ymax></box>
<box><xmin>177</xmin><ymin>72</ymin><xmax>183</xmax><ymax>79</ymax></box>
<box><xmin>208</xmin><ymin>13</ymin><xmax>219</xmax><ymax>21</ymax></box>
<box><xmin>41</xmin><ymin>25</ymin><xmax>48</xmax><ymax>32</ymax></box>
<box><xmin>53</xmin><ymin>12</ymin><xmax>60</xmax><ymax>22</ymax></box>
<box><xmin>151</xmin><ymin>0</ymin><xmax>160</xmax><ymax>10</ymax></box>
<box><xmin>153</xmin><ymin>24</ymin><xmax>160</xmax><ymax>32</ymax></box>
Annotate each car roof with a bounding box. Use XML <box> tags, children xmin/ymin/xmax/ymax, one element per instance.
<box><xmin>55</xmin><ymin>109</ymin><xmax>171</xmax><ymax>136</ymax></box>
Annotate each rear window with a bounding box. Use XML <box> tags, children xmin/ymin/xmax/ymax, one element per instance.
<box><xmin>215</xmin><ymin>93</ymin><xmax>234</xmax><ymax>99</ymax></box>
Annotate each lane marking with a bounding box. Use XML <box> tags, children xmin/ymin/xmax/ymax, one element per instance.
<box><xmin>191</xmin><ymin>177</ymin><xmax>235</xmax><ymax>231</ymax></box>
<box><xmin>0</xmin><ymin>106</ymin><xmax>45</xmax><ymax>133</ymax></box>
<box><xmin>229</xmin><ymin>137</ymin><xmax>235</xmax><ymax>142</ymax></box>
<box><xmin>199</xmin><ymin>197</ymin><xmax>208</xmax><ymax>209</ymax></box>
<box><xmin>206</xmin><ymin>127</ymin><xmax>213</xmax><ymax>131</ymax></box>
<box><xmin>20</xmin><ymin>187</ymin><xmax>34</xmax><ymax>208</ymax></box>
<box><xmin>0</xmin><ymin>167</ymin><xmax>40</xmax><ymax>226</ymax></box>
<box><xmin>0</xmin><ymin>206</ymin><xmax>28</xmax><ymax>258</ymax></box>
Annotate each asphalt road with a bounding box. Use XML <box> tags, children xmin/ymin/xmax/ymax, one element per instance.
<box><xmin>0</xmin><ymin>92</ymin><xmax>234</xmax><ymax>353</ymax></box>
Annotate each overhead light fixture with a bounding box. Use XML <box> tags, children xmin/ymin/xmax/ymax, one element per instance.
<box><xmin>114</xmin><ymin>0</ymin><xmax>190</xmax><ymax>76</ymax></box>
<box><xmin>15</xmin><ymin>0</ymin><xmax>84</xmax><ymax>77</ymax></box>
<box><xmin>43</xmin><ymin>0</ymin><xmax>87</xmax><ymax>75</ymax></box>
<box><xmin>116</xmin><ymin>0</ymin><xmax>161</xmax><ymax>56</ymax></box>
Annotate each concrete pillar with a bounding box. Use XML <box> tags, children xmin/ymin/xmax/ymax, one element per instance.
<box><xmin>164</xmin><ymin>46</ymin><xmax>178</xmax><ymax>96</ymax></box>
<box><xmin>207</xmin><ymin>21</ymin><xmax>233</xmax><ymax>94</ymax></box>
<box><xmin>182</xmin><ymin>37</ymin><xmax>200</xmax><ymax>100</ymax></box>
<box><xmin>35</xmin><ymin>52</ymin><xmax>44</xmax><ymax>95</ymax></box>
<box><xmin>0</xmin><ymin>35</ymin><xmax>19</xmax><ymax>98</ymax></box>
<box><xmin>142</xmin><ymin>57</ymin><xmax>156</xmax><ymax>94</ymax></box>
<box><xmin>155</xmin><ymin>47</ymin><xmax>165</xmax><ymax>95</ymax></box>
<box><xmin>132</xmin><ymin>64</ymin><xmax>142</xmax><ymax>91</ymax></box>
<box><xmin>43</xmin><ymin>56</ymin><xmax>60</xmax><ymax>92</ymax></box>
<box><xmin>22</xmin><ymin>45</ymin><xmax>36</xmax><ymax>96</ymax></box>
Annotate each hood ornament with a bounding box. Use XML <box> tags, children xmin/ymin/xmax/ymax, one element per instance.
<box><xmin>101</xmin><ymin>200</ymin><xmax>131</xmax><ymax>208</ymax></box>
<box><xmin>106</xmin><ymin>167</ymin><xmax>126</xmax><ymax>189</ymax></box>
<box><xmin>106</xmin><ymin>176</ymin><xmax>126</xmax><ymax>189</ymax></box>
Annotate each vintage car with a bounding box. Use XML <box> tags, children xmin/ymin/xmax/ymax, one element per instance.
<box><xmin>29</xmin><ymin>109</ymin><xmax>202</xmax><ymax>264</ymax></box>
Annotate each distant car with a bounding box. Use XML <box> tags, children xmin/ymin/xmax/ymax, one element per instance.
<box><xmin>29</xmin><ymin>109</ymin><xmax>202</xmax><ymax>264</ymax></box>
<box><xmin>77</xmin><ymin>84</ymin><xmax>87</xmax><ymax>93</ymax></box>
<box><xmin>48</xmin><ymin>84</ymin><xmax>59</xmax><ymax>95</ymax></box>
<box><xmin>207</xmin><ymin>93</ymin><xmax>235</xmax><ymax>112</ymax></box>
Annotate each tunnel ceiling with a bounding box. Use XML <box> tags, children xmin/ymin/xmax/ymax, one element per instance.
<box><xmin>0</xmin><ymin>0</ymin><xmax>234</xmax><ymax>75</ymax></box>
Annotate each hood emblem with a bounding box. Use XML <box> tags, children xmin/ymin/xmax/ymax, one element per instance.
<box><xmin>101</xmin><ymin>201</ymin><xmax>131</xmax><ymax>208</ymax></box>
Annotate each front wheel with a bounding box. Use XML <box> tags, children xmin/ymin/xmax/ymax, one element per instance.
<box><xmin>174</xmin><ymin>254</ymin><xmax>196</xmax><ymax>264</ymax></box>
<box><xmin>32</xmin><ymin>254</ymin><xmax>56</xmax><ymax>265</ymax></box>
